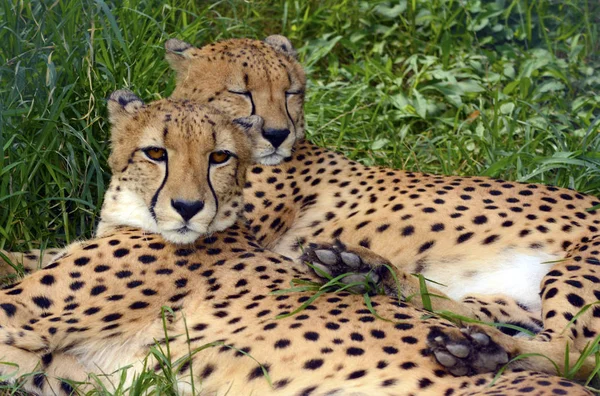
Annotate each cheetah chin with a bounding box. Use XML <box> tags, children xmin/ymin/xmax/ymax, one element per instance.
<box><xmin>257</xmin><ymin>151</ymin><xmax>289</xmax><ymax>166</ymax></box>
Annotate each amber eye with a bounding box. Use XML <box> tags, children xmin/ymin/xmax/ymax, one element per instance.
<box><xmin>143</xmin><ymin>147</ymin><xmax>167</xmax><ymax>161</ymax></box>
<box><xmin>209</xmin><ymin>151</ymin><xmax>232</xmax><ymax>165</ymax></box>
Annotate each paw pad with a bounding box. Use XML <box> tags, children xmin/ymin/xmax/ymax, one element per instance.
<box><xmin>300</xmin><ymin>242</ymin><xmax>384</xmax><ymax>293</ymax></box>
<box><xmin>427</xmin><ymin>326</ymin><xmax>509</xmax><ymax>376</ymax></box>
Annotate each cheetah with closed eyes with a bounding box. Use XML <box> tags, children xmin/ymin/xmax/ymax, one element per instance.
<box><xmin>0</xmin><ymin>90</ymin><xmax>592</xmax><ymax>395</ymax></box>
<box><xmin>163</xmin><ymin>35</ymin><xmax>600</xmax><ymax>362</ymax></box>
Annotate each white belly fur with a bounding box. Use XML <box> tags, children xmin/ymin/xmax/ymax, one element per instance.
<box><xmin>275</xmin><ymin>207</ymin><xmax>556</xmax><ymax>313</ymax></box>
<box><xmin>421</xmin><ymin>250</ymin><xmax>558</xmax><ymax>313</ymax></box>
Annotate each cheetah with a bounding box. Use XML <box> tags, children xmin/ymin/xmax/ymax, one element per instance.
<box><xmin>0</xmin><ymin>90</ymin><xmax>592</xmax><ymax>395</ymax></box>
<box><xmin>3</xmin><ymin>35</ymin><xmax>600</xmax><ymax>379</ymax></box>
<box><xmin>164</xmin><ymin>35</ymin><xmax>600</xmax><ymax>362</ymax></box>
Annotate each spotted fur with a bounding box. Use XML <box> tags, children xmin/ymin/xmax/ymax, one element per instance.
<box><xmin>163</xmin><ymin>36</ymin><xmax>600</xmax><ymax>363</ymax></box>
<box><xmin>2</xmin><ymin>37</ymin><xmax>599</xmax><ymax>393</ymax></box>
<box><xmin>0</xmin><ymin>91</ymin><xmax>592</xmax><ymax>395</ymax></box>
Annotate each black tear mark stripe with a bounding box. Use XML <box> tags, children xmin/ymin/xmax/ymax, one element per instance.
<box><xmin>207</xmin><ymin>163</ymin><xmax>219</xmax><ymax>216</ymax></box>
<box><xmin>285</xmin><ymin>70</ymin><xmax>299</xmax><ymax>136</ymax></box>
<box><xmin>149</xmin><ymin>154</ymin><xmax>169</xmax><ymax>220</ymax></box>
<box><xmin>234</xmin><ymin>159</ymin><xmax>240</xmax><ymax>186</ymax></box>
<box><xmin>248</xmin><ymin>92</ymin><xmax>256</xmax><ymax>116</ymax></box>
<box><xmin>284</xmin><ymin>94</ymin><xmax>297</xmax><ymax>138</ymax></box>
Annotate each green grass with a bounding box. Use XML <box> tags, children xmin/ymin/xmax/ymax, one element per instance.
<box><xmin>1</xmin><ymin>0</ymin><xmax>598</xmax><ymax>250</ymax></box>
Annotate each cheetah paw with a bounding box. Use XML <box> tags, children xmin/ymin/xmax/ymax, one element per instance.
<box><xmin>427</xmin><ymin>326</ymin><xmax>509</xmax><ymax>375</ymax></box>
<box><xmin>299</xmin><ymin>241</ymin><xmax>390</xmax><ymax>293</ymax></box>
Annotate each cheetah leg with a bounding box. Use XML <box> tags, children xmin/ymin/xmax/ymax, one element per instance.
<box><xmin>426</xmin><ymin>324</ymin><xmax>509</xmax><ymax>375</ymax></box>
<box><xmin>460</xmin><ymin>293</ymin><xmax>544</xmax><ymax>336</ymax></box>
<box><xmin>301</xmin><ymin>241</ymin><xmax>546</xmax><ymax>335</ymax></box>
<box><xmin>427</xmin><ymin>316</ymin><xmax>596</xmax><ymax>379</ymax></box>
<box><xmin>300</xmin><ymin>240</ymin><xmax>478</xmax><ymax>318</ymax></box>
<box><xmin>300</xmin><ymin>241</ymin><xmax>596</xmax><ymax>378</ymax></box>
<box><xmin>537</xmin><ymin>234</ymin><xmax>600</xmax><ymax>353</ymax></box>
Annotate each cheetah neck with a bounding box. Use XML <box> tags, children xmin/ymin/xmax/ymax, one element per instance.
<box><xmin>243</xmin><ymin>140</ymin><xmax>354</xmax><ymax>248</ymax></box>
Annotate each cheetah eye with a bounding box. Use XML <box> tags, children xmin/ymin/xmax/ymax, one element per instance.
<box><xmin>209</xmin><ymin>150</ymin><xmax>233</xmax><ymax>165</ymax></box>
<box><xmin>228</xmin><ymin>90</ymin><xmax>251</xmax><ymax>97</ymax></box>
<box><xmin>285</xmin><ymin>90</ymin><xmax>304</xmax><ymax>96</ymax></box>
<box><xmin>143</xmin><ymin>147</ymin><xmax>167</xmax><ymax>162</ymax></box>
<box><xmin>228</xmin><ymin>90</ymin><xmax>255</xmax><ymax>115</ymax></box>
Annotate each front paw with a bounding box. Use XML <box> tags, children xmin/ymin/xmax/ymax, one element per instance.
<box><xmin>427</xmin><ymin>325</ymin><xmax>509</xmax><ymax>376</ymax></box>
<box><xmin>299</xmin><ymin>241</ymin><xmax>388</xmax><ymax>293</ymax></box>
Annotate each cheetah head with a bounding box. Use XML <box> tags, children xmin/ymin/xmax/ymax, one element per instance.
<box><xmin>165</xmin><ymin>35</ymin><xmax>306</xmax><ymax>166</ymax></box>
<box><xmin>97</xmin><ymin>90</ymin><xmax>263</xmax><ymax>244</ymax></box>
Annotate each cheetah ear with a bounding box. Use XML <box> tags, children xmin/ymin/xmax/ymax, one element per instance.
<box><xmin>107</xmin><ymin>89</ymin><xmax>144</xmax><ymax>125</ymax></box>
<box><xmin>107</xmin><ymin>90</ymin><xmax>145</xmax><ymax>172</ymax></box>
<box><xmin>165</xmin><ymin>38</ymin><xmax>198</xmax><ymax>74</ymax></box>
<box><xmin>264</xmin><ymin>35</ymin><xmax>297</xmax><ymax>59</ymax></box>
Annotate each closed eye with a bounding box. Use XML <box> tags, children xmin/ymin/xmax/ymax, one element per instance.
<box><xmin>228</xmin><ymin>90</ymin><xmax>251</xmax><ymax>96</ymax></box>
<box><xmin>228</xmin><ymin>90</ymin><xmax>255</xmax><ymax>115</ymax></box>
<box><xmin>285</xmin><ymin>90</ymin><xmax>304</xmax><ymax>96</ymax></box>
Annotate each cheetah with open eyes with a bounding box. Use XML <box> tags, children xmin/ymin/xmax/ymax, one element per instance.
<box><xmin>0</xmin><ymin>91</ymin><xmax>592</xmax><ymax>395</ymax></box>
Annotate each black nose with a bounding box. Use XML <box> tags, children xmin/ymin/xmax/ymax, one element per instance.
<box><xmin>262</xmin><ymin>128</ymin><xmax>290</xmax><ymax>148</ymax></box>
<box><xmin>171</xmin><ymin>199</ymin><xmax>204</xmax><ymax>222</ymax></box>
